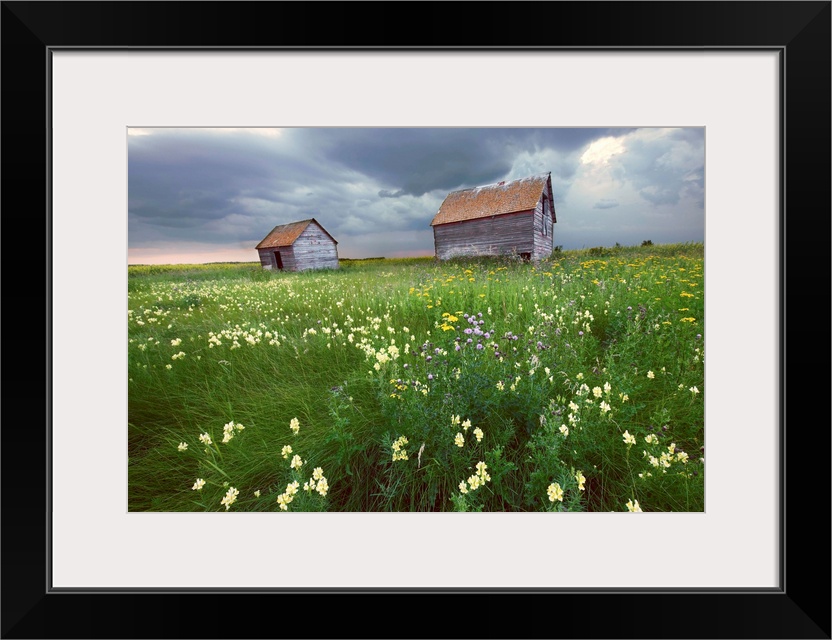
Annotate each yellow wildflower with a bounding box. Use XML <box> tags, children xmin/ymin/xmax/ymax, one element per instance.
<box><xmin>547</xmin><ymin>482</ymin><xmax>564</xmax><ymax>502</ymax></box>
<box><xmin>626</xmin><ymin>499</ymin><xmax>643</xmax><ymax>512</ymax></box>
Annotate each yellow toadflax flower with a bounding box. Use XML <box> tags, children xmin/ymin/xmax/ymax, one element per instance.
<box><xmin>220</xmin><ymin>487</ymin><xmax>239</xmax><ymax>510</ymax></box>
<box><xmin>476</xmin><ymin>462</ymin><xmax>491</xmax><ymax>482</ymax></box>
<box><xmin>623</xmin><ymin>430</ymin><xmax>636</xmax><ymax>446</ymax></box>
<box><xmin>290</xmin><ymin>454</ymin><xmax>304</xmax><ymax>470</ymax></box>
<box><xmin>626</xmin><ymin>499</ymin><xmax>643</xmax><ymax>512</ymax></box>
<box><xmin>454</xmin><ymin>433</ymin><xmax>465</xmax><ymax>448</ymax></box>
<box><xmin>177</xmin><ymin>442</ymin><xmax>188</xmax><ymax>452</ymax></box>
<box><xmin>281</xmin><ymin>444</ymin><xmax>293</xmax><ymax>459</ymax></box>
<box><xmin>473</xmin><ymin>427</ymin><xmax>484</xmax><ymax>442</ymax></box>
<box><xmin>392</xmin><ymin>435</ymin><xmax>409</xmax><ymax>461</ymax></box>
<box><xmin>575</xmin><ymin>470</ymin><xmax>586</xmax><ymax>491</ymax></box>
<box><xmin>192</xmin><ymin>478</ymin><xmax>205</xmax><ymax>491</ymax></box>
<box><xmin>290</xmin><ymin>417</ymin><xmax>300</xmax><ymax>435</ymax></box>
<box><xmin>547</xmin><ymin>482</ymin><xmax>564</xmax><ymax>502</ymax></box>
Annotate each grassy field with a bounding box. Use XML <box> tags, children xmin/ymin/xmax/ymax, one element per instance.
<box><xmin>128</xmin><ymin>243</ymin><xmax>704</xmax><ymax>512</ymax></box>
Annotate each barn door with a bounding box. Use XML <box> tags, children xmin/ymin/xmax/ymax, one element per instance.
<box><xmin>274</xmin><ymin>251</ymin><xmax>284</xmax><ymax>270</ymax></box>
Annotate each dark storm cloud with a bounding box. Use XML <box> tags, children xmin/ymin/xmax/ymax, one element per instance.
<box><xmin>293</xmin><ymin>128</ymin><xmax>619</xmax><ymax>198</ymax></box>
<box><xmin>378</xmin><ymin>189</ymin><xmax>406</xmax><ymax>199</ymax></box>
<box><xmin>129</xmin><ymin>130</ymin><xmax>299</xmax><ymax>243</ymax></box>
<box><xmin>294</xmin><ymin>128</ymin><xmax>512</xmax><ymax>197</ymax></box>
<box><xmin>615</xmin><ymin>128</ymin><xmax>705</xmax><ymax>207</ymax></box>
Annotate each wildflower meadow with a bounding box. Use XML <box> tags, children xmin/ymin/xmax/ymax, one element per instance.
<box><xmin>128</xmin><ymin>243</ymin><xmax>704</xmax><ymax>512</ymax></box>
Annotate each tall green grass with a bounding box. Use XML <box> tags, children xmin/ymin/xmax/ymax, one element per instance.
<box><xmin>128</xmin><ymin>243</ymin><xmax>704</xmax><ymax>512</ymax></box>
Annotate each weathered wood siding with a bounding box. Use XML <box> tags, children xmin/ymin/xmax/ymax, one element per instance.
<box><xmin>258</xmin><ymin>248</ymin><xmax>273</xmax><ymax>268</ymax></box>
<box><xmin>433</xmin><ymin>210</ymin><xmax>535</xmax><ymax>260</ymax></box>
<box><xmin>532</xmin><ymin>196</ymin><xmax>555</xmax><ymax>260</ymax></box>
<box><xmin>292</xmin><ymin>222</ymin><xmax>339</xmax><ymax>271</ymax></box>
<box><xmin>281</xmin><ymin>247</ymin><xmax>298</xmax><ymax>271</ymax></box>
<box><xmin>258</xmin><ymin>246</ymin><xmax>296</xmax><ymax>270</ymax></box>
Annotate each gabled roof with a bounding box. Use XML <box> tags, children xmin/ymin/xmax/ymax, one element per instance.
<box><xmin>255</xmin><ymin>218</ymin><xmax>337</xmax><ymax>249</ymax></box>
<box><xmin>430</xmin><ymin>173</ymin><xmax>553</xmax><ymax>226</ymax></box>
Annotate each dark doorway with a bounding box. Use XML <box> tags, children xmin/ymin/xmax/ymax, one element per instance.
<box><xmin>274</xmin><ymin>251</ymin><xmax>284</xmax><ymax>270</ymax></box>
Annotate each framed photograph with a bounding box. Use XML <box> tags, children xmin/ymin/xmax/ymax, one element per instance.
<box><xmin>3</xmin><ymin>2</ymin><xmax>829</xmax><ymax>638</ymax></box>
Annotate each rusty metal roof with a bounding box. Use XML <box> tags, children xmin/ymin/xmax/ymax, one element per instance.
<box><xmin>255</xmin><ymin>218</ymin><xmax>337</xmax><ymax>249</ymax></box>
<box><xmin>430</xmin><ymin>173</ymin><xmax>552</xmax><ymax>226</ymax></box>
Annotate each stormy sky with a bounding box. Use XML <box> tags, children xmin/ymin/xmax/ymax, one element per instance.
<box><xmin>128</xmin><ymin>127</ymin><xmax>705</xmax><ymax>264</ymax></box>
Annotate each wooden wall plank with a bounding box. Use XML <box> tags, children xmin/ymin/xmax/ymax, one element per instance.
<box><xmin>433</xmin><ymin>210</ymin><xmax>535</xmax><ymax>260</ymax></box>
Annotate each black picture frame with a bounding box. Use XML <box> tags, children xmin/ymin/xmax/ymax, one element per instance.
<box><xmin>2</xmin><ymin>2</ymin><xmax>829</xmax><ymax>638</ymax></box>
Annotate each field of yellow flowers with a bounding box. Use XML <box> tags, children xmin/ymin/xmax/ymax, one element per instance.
<box><xmin>128</xmin><ymin>243</ymin><xmax>704</xmax><ymax>512</ymax></box>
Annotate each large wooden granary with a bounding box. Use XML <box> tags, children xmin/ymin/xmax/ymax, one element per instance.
<box><xmin>255</xmin><ymin>218</ymin><xmax>339</xmax><ymax>271</ymax></box>
<box><xmin>430</xmin><ymin>173</ymin><xmax>556</xmax><ymax>261</ymax></box>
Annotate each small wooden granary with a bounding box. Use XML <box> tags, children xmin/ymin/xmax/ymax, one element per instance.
<box><xmin>430</xmin><ymin>173</ymin><xmax>556</xmax><ymax>261</ymax></box>
<box><xmin>255</xmin><ymin>218</ymin><xmax>339</xmax><ymax>271</ymax></box>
